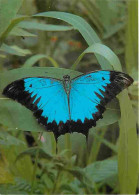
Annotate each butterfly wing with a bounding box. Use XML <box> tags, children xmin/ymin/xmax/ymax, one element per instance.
<box><xmin>3</xmin><ymin>77</ymin><xmax>70</xmax><ymax>138</ymax></box>
<box><xmin>69</xmin><ymin>71</ymin><xmax>133</xmax><ymax>136</ymax></box>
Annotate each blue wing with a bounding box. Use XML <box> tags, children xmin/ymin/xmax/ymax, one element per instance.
<box><xmin>3</xmin><ymin>77</ymin><xmax>70</xmax><ymax>138</ymax></box>
<box><xmin>3</xmin><ymin>71</ymin><xmax>133</xmax><ymax>139</ymax></box>
<box><xmin>69</xmin><ymin>70</ymin><xmax>133</xmax><ymax>136</ymax></box>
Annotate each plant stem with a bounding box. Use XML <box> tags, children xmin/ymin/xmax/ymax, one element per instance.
<box><xmin>51</xmin><ymin>170</ymin><xmax>61</xmax><ymax>194</ymax></box>
<box><xmin>30</xmin><ymin>132</ymin><xmax>43</xmax><ymax>194</ymax></box>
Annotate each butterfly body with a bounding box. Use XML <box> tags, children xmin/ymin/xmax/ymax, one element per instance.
<box><xmin>3</xmin><ymin>70</ymin><xmax>133</xmax><ymax>140</ymax></box>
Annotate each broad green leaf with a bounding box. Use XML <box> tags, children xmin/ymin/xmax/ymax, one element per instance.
<box><xmin>18</xmin><ymin>21</ymin><xmax>74</xmax><ymax>31</ymax></box>
<box><xmin>0</xmin><ymin>131</ymin><xmax>25</xmax><ymax>146</ymax></box>
<box><xmin>85</xmin><ymin>159</ymin><xmax>118</xmax><ymax>186</ymax></box>
<box><xmin>71</xmin><ymin>43</ymin><xmax>122</xmax><ymax>71</ymax></box>
<box><xmin>0</xmin><ymin>99</ymin><xmax>44</xmax><ymax>132</ymax></box>
<box><xmin>0</xmin><ymin>0</ymin><xmax>23</xmax><ymax>38</ymax></box>
<box><xmin>0</xmin><ymin>44</ymin><xmax>31</xmax><ymax>56</ymax></box>
<box><xmin>0</xmin><ymin>68</ymin><xmax>120</xmax><ymax>133</ymax></box>
<box><xmin>23</xmin><ymin>54</ymin><xmax>59</xmax><ymax>68</ymax></box>
<box><xmin>33</xmin><ymin>11</ymin><xmax>114</xmax><ymax>70</ymax></box>
<box><xmin>118</xmin><ymin>91</ymin><xmax>138</xmax><ymax>194</ymax></box>
<box><xmin>10</xmin><ymin>27</ymin><xmax>36</xmax><ymax>37</ymax></box>
<box><xmin>1</xmin><ymin>133</ymin><xmax>33</xmax><ymax>182</ymax></box>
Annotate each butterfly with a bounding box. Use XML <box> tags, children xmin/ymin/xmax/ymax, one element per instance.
<box><xmin>3</xmin><ymin>70</ymin><xmax>133</xmax><ymax>142</ymax></box>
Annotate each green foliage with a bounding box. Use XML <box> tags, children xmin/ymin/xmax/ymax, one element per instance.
<box><xmin>0</xmin><ymin>0</ymin><xmax>138</xmax><ymax>194</ymax></box>
<box><xmin>23</xmin><ymin>54</ymin><xmax>59</xmax><ymax>67</ymax></box>
<box><xmin>0</xmin><ymin>0</ymin><xmax>23</xmax><ymax>40</ymax></box>
<box><xmin>18</xmin><ymin>21</ymin><xmax>74</xmax><ymax>31</ymax></box>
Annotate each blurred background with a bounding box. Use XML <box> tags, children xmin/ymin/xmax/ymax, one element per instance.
<box><xmin>0</xmin><ymin>0</ymin><xmax>138</xmax><ymax>194</ymax></box>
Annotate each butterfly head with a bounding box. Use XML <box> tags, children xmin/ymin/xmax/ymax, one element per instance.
<box><xmin>63</xmin><ymin>75</ymin><xmax>70</xmax><ymax>81</ymax></box>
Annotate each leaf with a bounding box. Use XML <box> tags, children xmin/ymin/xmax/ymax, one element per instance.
<box><xmin>71</xmin><ymin>43</ymin><xmax>122</xmax><ymax>71</ymax></box>
<box><xmin>125</xmin><ymin>0</ymin><xmax>138</xmax><ymax>75</ymax></box>
<box><xmin>18</xmin><ymin>21</ymin><xmax>74</xmax><ymax>31</ymax></box>
<box><xmin>96</xmin><ymin>100</ymin><xmax>120</xmax><ymax>128</ymax></box>
<box><xmin>65</xmin><ymin>167</ymin><xmax>94</xmax><ymax>192</ymax></box>
<box><xmin>85</xmin><ymin>159</ymin><xmax>118</xmax><ymax>186</ymax></box>
<box><xmin>23</xmin><ymin>54</ymin><xmax>59</xmax><ymax>68</ymax></box>
<box><xmin>118</xmin><ymin>91</ymin><xmax>138</xmax><ymax>194</ymax></box>
<box><xmin>0</xmin><ymin>99</ymin><xmax>44</xmax><ymax>132</ymax></box>
<box><xmin>33</xmin><ymin>11</ymin><xmax>114</xmax><ymax>70</ymax></box>
<box><xmin>10</xmin><ymin>27</ymin><xmax>36</xmax><ymax>37</ymax></box>
<box><xmin>0</xmin><ymin>68</ymin><xmax>120</xmax><ymax>133</ymax></box>
<box><xmin>16</xmin><ymin>147</ymin><xmax>53</xmax><ymax>161</ymax></box>
<box><xmin>0</xmin><ymin>177</ymin><xmax>43</xmax><ymax>194</ymax></box>
<box><xmin>90</xmin><ymin>130</ymin><xmax>117</xmax><ymax>153</ymax></box>
<box><xmin>0</xmin><ymin>44</ymin><xmax>31</xmax><ymax>56</ymax></box>
<box><xmin>1</xmin><ymin>134</ymin><xmax>33</xmax><ymax>182</ymax></box>
<box><xmin>0</xmin><ymin>0</ymin><xmax>23</xmax><ymax>38</ymax></box>
<box><xmin>0</xmin><ymin>131</ymin><xmax>25</xmax><ymax>146</ymax></box>
<box><xmin>0</xmin><ymin>153</ymin><xmax>14</xmax><ymax>184</ymax></box>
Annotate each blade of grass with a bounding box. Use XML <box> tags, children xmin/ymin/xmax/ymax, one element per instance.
<box><xmin>10</xmin><ymin>27</ymin><xmax>36</xmax><ymax>37</ymax></box>
<box><xmin>23</xmin><ymin>54</ymin><xmax>59</xmax><ymax>68</ymax></box>
<box><xmin>71</xmin><ymin>43</ymin><xmax>122</xmax><ymax>71</ymax></box>
<box><xmin>118</xmin><ymin>91</ymin><xmax>138</xmax><ymax>194</ymax></box>
<box><xmin>33</xmin><ymin>11</ymin><xmax>113</xmax><ymax>70</ymax></box>
<box><xmin>18</xmin><ymin>21</ymin><xmax>74</xmax><ymax>31</ymax></box>
<box><xmin>125</xmin><ymin>0</ymin><xmax>138</xmax><ymax>74</ymax></box>
<box><xmin>0</xmin><ymin>15</ymin><xmax>29</xmax><ymax>46</ymax></box>
<box><xmin>0</xmin><ymin>0</ymin><xmax>23</xmax><ymax>38</ymax></box>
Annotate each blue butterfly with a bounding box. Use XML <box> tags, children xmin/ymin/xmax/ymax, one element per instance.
<box><xmin>3</xmin><ymin>70</ymin><xmax>133</xmax><ymax>141</ymax></box>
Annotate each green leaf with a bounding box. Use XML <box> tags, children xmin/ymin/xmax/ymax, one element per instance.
<box><xmin>0</xmin><ymin>131</ymin><xmax>25</xmax><ymax>146</ymax></box>
<box><xmin>91</xmin><ymin>131</ymin><xmax>117</xmax><ymax>153</ymax></box>
<box><xmin>125</xmin><ymin>0</ymin><xmax>138</xmax><ymax>75</ymax></box>
<box><xmin>96</xmin><ymin>100</ymin><xmax>120</xmax><ymax>128</ymax></box>
<box><xmin>0</xmin><ymin>0</ymin><xmax>23</xmax><ymax>38</ymax></box>
<box><xmin>16</xmin><ymin>147</ymin><xmax>53</xmax><ymax>161</ymax></box>
<box><xmin>85</xmin><ymin>159</ymin><xmax>118</xmax><ymax>186</ymax></box>
<box><xmin>0</xmin><ymin>99</ymin><xmax>44</xmax><ymax>132</ymax></box>
<box><xmin>65</xmin><ymin>167</ymin><xmax>94</xmax><ymax>192</ymax></box>
<box><xmin>0</xmin><ymin>154</ymin><xmax>14</xmax><ymax>184</ymax></box>
<box><xmin>10</xmin><ymin>27</ymin><xmax>36</xmax><ymax>37</ymax></box>
<box><xmin>23</xmin><ymin>54</ymin><xmax>59</xmax><ymax>68</ymax></box>
<box><xmin>0</xmin><ymin>44</ymin><xmax>31</xmax><ymax>56</ymax></box>
<box><xmin>118</xmin><ymin>91</ymin><xmax>138</xmax><ymax>194</ymax></box>
<box><xmin>18</xmin><ymin>21</ymin><xmax>74</xmax><ymax>31</ymax></box>
<box><xmin>1</xmin><ymin>133</ymin><xmax>33</xmax><ymax>182</ymax></box>
<box><xmin>33</xmin><ymin>11</ymin><xmax>113</xmax><ymax>70</ymax></box>
<box><xmin>71</xmin><ymin>43</ymin><xmax>122</xmax><ymax>71</ymax></box>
